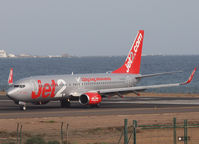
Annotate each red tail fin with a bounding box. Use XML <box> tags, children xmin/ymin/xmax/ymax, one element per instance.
<box><xmin>112</xmin><ymin>30</ymin><xmax>144</xmax><ymax>74</ymax></box>
<box><xmin>8</xmin><ymin>68</ymin><xmax>13</xmax><ymax>85</ymax></box>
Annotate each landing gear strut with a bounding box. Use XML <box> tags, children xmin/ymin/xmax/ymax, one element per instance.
<box><xmin>19</xmin><ymin>105</ymin><xmax>26</xmax><ymax>111</ymax></box>
<box><xmin>90</xmin><ymin>103</ymin><xmax>101</xmax><ymax>108</ymax></box>
<box><xmin>19</xmin><ymin>101</ymin><xmax>26</xmax><ymax>111</ymax></box>
<box><xmin>60</xmin><ymin>99</ymin><xmax>71</xmax><ymax>108</ymax></box>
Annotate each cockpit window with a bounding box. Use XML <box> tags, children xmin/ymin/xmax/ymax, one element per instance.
<box><xmin>14</xmin><ymin>85</ymin><xmax>25</xmax><ymax>88</ymax></box>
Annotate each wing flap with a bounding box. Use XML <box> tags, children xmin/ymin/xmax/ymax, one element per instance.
<box><xmin>99</xmin><ymin>83</ymin><xmax>180</xmax><ymax>94</ymax></box>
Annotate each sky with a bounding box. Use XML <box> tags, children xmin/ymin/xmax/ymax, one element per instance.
<box><xmin>0</xmin><ymin>0</ymin><xmax>198</xmax><ymax>56</ymax></box>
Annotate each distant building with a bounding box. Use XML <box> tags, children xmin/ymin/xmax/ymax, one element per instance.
<box><xmin>8</xmin><ymin>53</ymin><xmax>16</xmax><ymax>58</ymax></box>
<box><xmin>61</xmin><ymin>53</ymin><xmax>72</xmax><ymax>58</ymax></box>
<box><xmin>0</xmin><ymin>50</ymin><xmax>7</xmax><ymax>58</ymax></box>
<box><xmin>48</xmin><ymin>55</ymin><xmax>62</xmax><ymax>58</ymax></box>
<box><xmin>0</xmin><ymin>50</ymin><xmax>72</xmax><ymax>58</ymax></box>
<box><xmin>18</xmin><ymin>54</ymin><xmax>33</xmax><ymax>58</ymax></box>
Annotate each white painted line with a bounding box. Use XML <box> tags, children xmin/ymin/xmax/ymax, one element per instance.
<box><xmin>103</xmin><ymin>100</ymin><xmax>199</xmax><ymax>105</ymax></box>
<box><xmin>0</xmin><ymin>100</ymin><xmax>13</xmax><ymax>102</ymax></box>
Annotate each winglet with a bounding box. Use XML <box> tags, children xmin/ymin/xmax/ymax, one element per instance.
<box><xmin>8</xmin><ymin>68</ymin><xmax>13</xmax><ymax>85</ymax></box>
<box><xmin>181</xmin><ymin>67</ymin><xmax>197</xmax><ymax>85</ymax></box>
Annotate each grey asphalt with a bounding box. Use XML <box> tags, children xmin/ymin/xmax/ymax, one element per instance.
<box><xmin>1</xmin><ymin>95</ymin><xmax>199</xmax><ymax>119</ymax></box>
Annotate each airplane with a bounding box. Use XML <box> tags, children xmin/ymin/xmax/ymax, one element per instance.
<box><xmin>6</xmin><ymin>30</ymin><xmax>196</xmax><ymax>110</ymax></box>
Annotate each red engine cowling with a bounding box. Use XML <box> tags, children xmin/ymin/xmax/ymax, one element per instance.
<box><xmin>79</xmin><ymin>92</ymin><xmax>102</xmax><ymax>105</ymax></box>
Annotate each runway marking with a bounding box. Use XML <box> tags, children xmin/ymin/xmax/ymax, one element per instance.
<box><xmin>1</xmin><ymin>106</ymin><xmax>199</xmax><ymax>117</ymax></box>
<box><xmin>103</xmin><ymin>100</ymin><xmax>199</xmax><ymax>105</ymax></box>
<box><xmin>1</xmin><ymin>100</ymin><xmax>199</xmax><ymax>105</ymax></box>
<box><xmin>0</xmin><ymin>100</ymin><xmax>13</xmax><ymax>102</ymax></box>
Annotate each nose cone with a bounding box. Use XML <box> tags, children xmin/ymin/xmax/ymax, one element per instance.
<box><xmin>7</xmin><ymin>88</ymin><xmax>18</xmax><ymax>100</ymax></box>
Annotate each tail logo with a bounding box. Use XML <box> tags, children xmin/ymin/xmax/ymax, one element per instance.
<box><xmin>125</xmin><ymin>52</ymin><xmax>134</xmax><ymax>73</ymax></box>
<box><xmin>112</xmin><ymin>30</ymin><xmax>144</xmax><ymax>74</ymax></box>
<box><xmin>125</xmin><ymin>33</ymin><xmax>142</xmax><ymax>73</ymax></box>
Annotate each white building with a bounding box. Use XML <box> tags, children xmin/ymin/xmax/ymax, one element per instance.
<box><xmin>8</xmin><ymin>53</ymin><xmax>16</xmax><ymax>58</ymax></box>
<box><xmin>0</xmin><ymin>50</ymin><xmax>7</xmax><ymax>58</ymax></box>
<box><xmin>19</xmin><ymin>54</ymin><xmax>33</xmax><ymax>58</ymax></box>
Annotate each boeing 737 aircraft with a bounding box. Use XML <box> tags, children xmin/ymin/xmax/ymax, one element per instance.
<box><xmin>6</xmin><ymin>30</ymin><xmax>196</xmax><ymax>110</ymax></box>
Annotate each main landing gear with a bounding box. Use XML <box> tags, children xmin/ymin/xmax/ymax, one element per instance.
<box><xmin>90</xmin><ymin>103</ymin><xmax>101</xmax><ymax>108</ymax></box>
<box><xmin>60</xmin><ymin>99</ymin><xmax>71</xmax><ymax>108</ymax></box>
<box><xmin>19</xmin><ymin>105</ymin><xmax>26</xmax><ymax>111</ymax></box>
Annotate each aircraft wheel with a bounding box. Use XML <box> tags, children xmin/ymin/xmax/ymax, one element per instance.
<box><xmin>90</xmin><ymin>103</ymin><xmax>101</xmax><ymax>108</ymax></box>
<box><xmin>19</xmin><ymin>105</ymin><xmax>26</xmax><ymax>111</ymax></box>
<box><xmin>96</xmin><ymin>103</ymin><xmax>101</xmax><ymax>108</ymax></box>
<box><xmin>60</xmin><ymin>99</ymin><xmax>71</xmax><ymax>108</ymax></box>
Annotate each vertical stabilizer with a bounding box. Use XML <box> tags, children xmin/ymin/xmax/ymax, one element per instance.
<box><xmin>112</xmin><ymin>30</ymin><xmax>144</xmax><ymax>74</ymax></box>
<box><xmin>8</xmin><ymin>68</ymin><xmax>13</xmax><ymax>85</ymax></box>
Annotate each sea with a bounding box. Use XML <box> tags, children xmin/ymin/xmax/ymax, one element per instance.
<box><xmin>0</xmin><ymin>55</ymin><xmax>198</xmax><ymax>93</ymax></box>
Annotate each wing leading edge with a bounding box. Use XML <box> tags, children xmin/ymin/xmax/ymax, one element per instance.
<box><xmin>135</xmin><ymin>71</ymin><xmax>183</xmax><ymax>79</ymax></box>
<box><xmin>98</xmin><ymin>67</ymin><xmax>197</xmax><ymax>95</ymax></box>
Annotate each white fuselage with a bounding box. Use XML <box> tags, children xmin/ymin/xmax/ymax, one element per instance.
<box><xmin>7</xmin><ymin>73</ymin><xmax>140</xmax><ymax>103</ymax></box>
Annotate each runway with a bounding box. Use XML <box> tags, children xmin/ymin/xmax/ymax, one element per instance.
<box><xmin>1</xmin><ymin>95</ymin><xmax>199</xmax><ymax>119</ymax></box>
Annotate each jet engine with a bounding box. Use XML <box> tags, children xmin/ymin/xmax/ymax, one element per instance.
<box><xmin>79</xmin><ymin>92</ymin><xmax>102</xmax><ymax>105</ymax></box>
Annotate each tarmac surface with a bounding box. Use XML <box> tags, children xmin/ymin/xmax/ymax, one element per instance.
<box><xmin>1</xmin><ymin>95</ymin><xmax>199</xmax><ymax>119</ymax></box>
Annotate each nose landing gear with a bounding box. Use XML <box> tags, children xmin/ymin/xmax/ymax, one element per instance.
<box><xmin>19</xmin><ymin>105</ymin><xmax>26</xmax><ymax>111</ymax></box>
<box><xmin>19</xmin><ymin>101</ymin><xmax>26</xmax><ymax>111</ymax></box>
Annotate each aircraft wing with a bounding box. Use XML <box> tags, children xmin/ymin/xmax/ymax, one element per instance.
<box><xmin>97</xmin><ymin>67</ymin><xmax>196</xmax><ymax>95</ymax></box>
<box><xmin>136</xmin><ymin>71</ymin><xmax>183</xmax><ymax>79</ymax></box>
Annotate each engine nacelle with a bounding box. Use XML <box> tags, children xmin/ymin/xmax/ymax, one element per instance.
<box><xmin>79</xmin><ymin>92</ymin><xmax>102</xmax><ymax>105</ymax></box>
